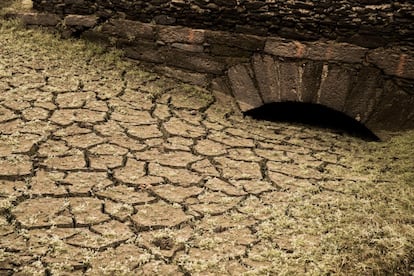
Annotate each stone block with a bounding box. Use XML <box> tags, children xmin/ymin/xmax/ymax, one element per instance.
<box><xmin>64</xmin><ymin>15</ymin><xmax>98</xmax><ymax>28</ymax></box>
<box><xmin>227</xmin><ymin>64</ymin><xmax>263</xmax><ymax>111</ymax></box>
<box><xmin>211</xmin><ymin>77</ymin><xmax>233</xmax><ymax>96</ymax></box>
<box><xmin>206</xmin><ymin>30</ymin><xmax>265</xmax><ymax>51</ymax></box>
<box><xmin>101</xmin><ymin>19</ymin><xmax>155</xmax><ymax>40</ymax></box>
<box><xmin>300</xmin><ymin>61</ymin><xmax>324</xmax><ymax>103</ymax></box>
<box><xmin>278</xmin><ymin>61</ymin><xmax>302</xmax><ymax>102</ymax></box>
<box><xmin>252</xmin><ymin>54</ymin><xmax>280</xmax><ymax>103</ymax></box>
<box><xmin>265</xmin><ymin>37</ymin><xmax>368</xmax><ymax>63</ymax></box>
<box><xmin>367</xmin><ymin>49</ymin><xmax>414</xmax><ymax>79</ymax></box>
<box><xmin>305</xmin><ymin>42</ymin><xmax>368</xmax><ymax>63</ymax></box>
<box><xmin>210</xmin><ymin>44</ymin><xmax>252</xmax><ymax>57</ymax></box>
<box><xmin>317</xmin><ymin>64</ymin><xmax>357</xmax><ymax>112</ymax></box>
<box><xmin>165</xmin><ymin>50</ymin><xmax>225</xmax><ymax>74</ymax></box>
<box><xmin>154</xmin><ymin>65</ymin><xmax>210</xmax><ymax>87</ymax></box>
<box><xmin>344</xmin><ymin>66</ymin><xmax>384</xmax><ymax>123</ymax></box>
<box><xmin>221</xmin><ymin>57</ymin><xmax>251</xmax><ymax>68</ymax></box>
<box><xmin>158</xmin><ymin>25</ymin><xmax>205</xmax><ymax>44</ymax></box>
<box><xmin>171</xmin><ymin>43</ymin><xmax>204</xmax><ymax>53</ymax></box>
<box><xmin>395</xmin><ymin>78</ymin><xmax>414</xmax><ymax>95</ymax></box>
<box><xmin>264</xmin><ymin>38</ymin><xmax>304</xmax><ymax>58</ymax></box>
<box><xmin>366</xmin><ymin>80</ymin><xmax>414</xmax><ymax>133</ymax></box>
<box><xmin>124</xmin><ymin>43</ymin><xmax>166</xmax><ymax>64</ymax></box>
<box><xmin>21</xmin><ymin>13</ymin><xmax>61</xmax><ymax>26</ymax></box>
<box><xmin>211</xmin><ymin>80</ymin><xmax>243</xmax><ymax>115</ymax></box>
<box><xmin>345</xmin><ymin>33</ymin><xmax>388</xmax><ymax>48</ymax></box>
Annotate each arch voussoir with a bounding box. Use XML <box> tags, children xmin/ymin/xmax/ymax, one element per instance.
<box><xmin>227</xmin><ymin>63</ymin><xmax>263</xmax><ymax>112</ymax></box>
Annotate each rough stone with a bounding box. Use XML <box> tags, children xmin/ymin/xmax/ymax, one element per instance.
<box><xmin>264</xmin><ymin>38</ymin><xmax>305</xmax><ymax>59</ymax></box>
<box><xmin>252</xmin><ymin>54</ymin><xmax>280</xmax><ymax>104</ymax></box>
<box><xmin>103</xmin><ymin>19</ymin><xmax>155</xmax><ymax>40</ymax></box>
<box><xmin>368</xmin><ymin>49</ymin><xmax>414</xmax><ymax>79</ymax></box>
<box><xmin>158</xmin><ymin>26</ymin><xmax>205</xmax><ymax>44</ymax></box>
<box><xmin>228</xmin><ymin>64</ymin><xmax>263</xmax><ymax>112</ymax></box>
<box><xmin>344</xmin><ymin>66</ymin><xmax>384</xmax><ymax>123</ymax></box>
<box><xmin>64</xmin><ymin>15</ymin><xmax>98</xmax><ymax>28</ymax></box>
<box><xmin>265</xmin><ymin>39</ymin><xmax>368</xmax><ymax>63</ymax></box>
<box><xmin>299</xmin><ymin>61</ymin><xmax>324</xmax><ymax>103</ymax></box>
<box><xmin>278</xmin><ymin>61</ymin><xmax>302</xmax><ymax>102</ymax></box>
<box><xmin>366</xmin><ymin>80</ymin><xmax>414</xmax><ymax>132</ymax></box>
<box><xmin>317</xmin><ymin>64</ymin><xmax>357</xmax><ymax>112</ymax></box>
<box><xmin>305</xmin><ymin>42</ymin><xmax>368</xmax><ymax>64</ymax></box>
<box><xmin>165</xmin><ymin>50</ymin><xmax>225</xmax><ymax>74</ymax></box>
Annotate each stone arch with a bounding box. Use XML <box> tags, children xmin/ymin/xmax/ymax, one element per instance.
<box><xmin>227</xmin><ymin>54</ymin><xmax>414</xmax><ymax>140</ymax></box>
<box><xmin>20</xmin><ymin>0</ymin><xmax>414</xmax><ymax>140</ymax></box>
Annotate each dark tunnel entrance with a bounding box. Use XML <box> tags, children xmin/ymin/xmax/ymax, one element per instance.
<box><xmin>244</xmin><ymin>102</ymin><xmax>380</xmax><ymax>141</ymax></box>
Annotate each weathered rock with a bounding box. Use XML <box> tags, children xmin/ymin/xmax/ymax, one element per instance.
<box><xmin>228</xmin><ymin>64</ymin><xmax>263</xmax><ymax>112</ymax></box>
<box><xmin>64</xmin><ymin>15</ymin><xmax>98</xmax><ymax>28</ymax></box>
<box><xmin>159</xmin><ymin>25</ymin><xmax>205</xmax><ymax>44</ymax></box>
<box><xmin>368</xmin><ymin>49</ymin><xmax>414</xmax><ymax>79</ymax></box>
<box><xmin>344</xmin><ymin>66</ymin><xmax>384</xmax><ymax>123</ymax></box>
<box><xmin>252</xmin><ymin>54</ymin><xmax>280</xmax><ymax>104</ymax></box>
<box><xmin>278</xmin><ymin>61</ymin><xmax>302</xmax><ymax>102</ymax></box>
<box><xmin>317</xmin><ymin>64</ymin><xmax>357</xmax><ymax>112</ymax></box>
<box><xmin>102</xmin><ymin>19</ymin><xmax>155</xmax><ymax>40</ymax></box>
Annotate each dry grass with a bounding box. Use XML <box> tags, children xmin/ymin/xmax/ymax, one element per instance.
<box><xmin>249</xmin><ymin>131</ymin><xmax>414</xmax><ymax>275</ymax></box>
<box><xmin>0</xmin><ymin>0</ymin><xmax>31</xmax><ymax>14</ymax></box>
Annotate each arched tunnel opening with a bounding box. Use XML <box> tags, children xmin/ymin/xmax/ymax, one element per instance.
<box><xmin>244</xmin><ymin>102</ymin><xmax>380</xmax><ymax>141</ymax></box>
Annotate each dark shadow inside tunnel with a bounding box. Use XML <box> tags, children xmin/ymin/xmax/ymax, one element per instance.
<box><xmin>244</xmin><ymin>102</ymin><xmax>380</xmax><ymax>141</ymax></box>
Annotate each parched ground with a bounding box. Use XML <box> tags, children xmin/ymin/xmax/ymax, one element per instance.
<box><xmin>0</xmin><ymin>14</ymin><xmax>414</xmax><ymax>276</ymax></box>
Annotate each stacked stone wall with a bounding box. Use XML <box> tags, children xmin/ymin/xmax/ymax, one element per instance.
<box><xmin>17</xmin><ymin>0</ymin><xmax>414</xmax><ymax>138</ymax></box>
<box><xmin>32</xmin><ymin>0</ymin><xmax>414</xmax><ymax>48</ymax></box>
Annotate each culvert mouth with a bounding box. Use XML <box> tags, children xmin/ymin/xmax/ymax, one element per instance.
<box><xmin>245</xmin><ymin>102</ymin><xmax>380</xmax><ymax>142</ymax></box>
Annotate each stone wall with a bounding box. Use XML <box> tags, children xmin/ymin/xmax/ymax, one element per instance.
<box><xmin>32</xmin><ymin>0</ymin><xmax>414</xmax><ymax>48</ymax></box>
<box><xmin>20</xmin><ymin>0</ymin><xmax>414</xmax><ymax>138</ymax></box>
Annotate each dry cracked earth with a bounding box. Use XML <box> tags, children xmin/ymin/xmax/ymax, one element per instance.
<box><xmin>0</xmin><ymin>18</ymin><xmax>413</xmax><ymax>275</ymax></box>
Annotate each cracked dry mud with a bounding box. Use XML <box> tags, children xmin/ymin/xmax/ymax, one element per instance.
<box><xmin>0</xmin><ymin>21</ymin><xmax>413</xmax><ymax>275</ymax></box>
